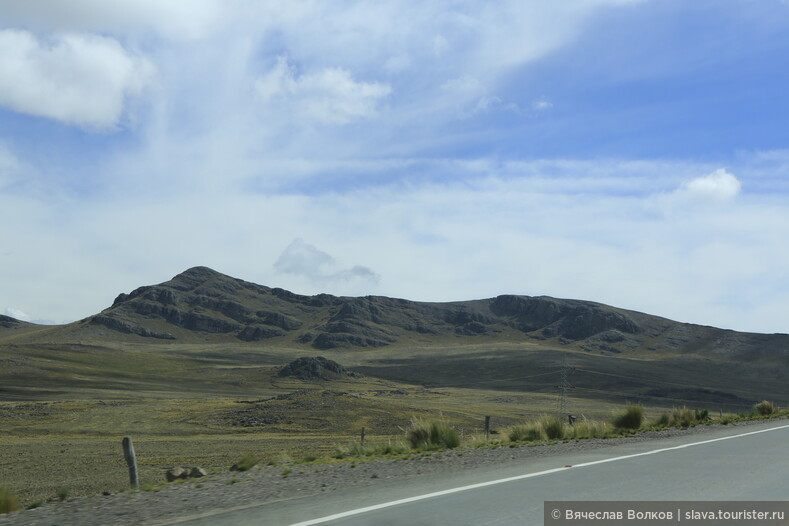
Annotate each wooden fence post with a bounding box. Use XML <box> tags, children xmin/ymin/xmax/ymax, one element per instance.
<box><xmin>360</xmin><ymin>427</ymin><xmax>366</xmax><ymax>447</ymax></box>
<box><xmin>484</xmin><ymin>416</ymin><xmax>491</xmax><ymax>441</ymax></box>
<box><xmin>122</xmin><ymin>436</ymin><xmax>140</xmax><ymax>489</ymax></box>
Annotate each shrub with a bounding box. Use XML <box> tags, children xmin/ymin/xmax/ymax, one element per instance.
<box><xmin>694</xmin><ymin>408</ymin><xmax>709</xmax><ymax>421</ymax></box>
<box><xmin>0</xmin><ymin>487</ymin><xmax>20</xmax><ymax>514</ymax></box>
<box><xmin>669</xmin><ymin>406</ymin><xmax>695</xmax><ymax>428</ymax></box>
<box><xmin>612</xmin><ymin>403</ymin><xmax>644</xmax><ymax>430</ymax></box>
<box><xmin>429</xmin><ymin>421</ymin><xmax>460</xmax><ymax>448</ymax></box>
<box><xmin>234</xmin><ymin>452</ymin><xmax>260</xmax><ymax>472</ymax></box>
<box><xmin>540</xmin><ymin>415</ymin><xmax>566</xmax><ymax>440</ymax></box>
<box><xmin>508</xmin><ymin>423</ymin><xmax>545</xmax><ymax>442</ymax></box>
<box><xmin>755</xmin><ymin>400</ymin><xmax>775</xmax><ymax>416</ymax></box>
<box><xmin>57</xmin><ymin>487</ymin><xmax>69</xmax><ymax>501</ymax></box>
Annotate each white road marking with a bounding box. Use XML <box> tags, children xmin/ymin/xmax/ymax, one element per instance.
<box><xmin>288</xmin><ymin>423</ymin><xmax>789</xmax><ymax>526</ymax></box>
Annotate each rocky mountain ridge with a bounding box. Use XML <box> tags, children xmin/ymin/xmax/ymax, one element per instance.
<box><xmin>0</xmin><ymin>266</ymin><xmax>771</xmax><ymax>359</ymax></box>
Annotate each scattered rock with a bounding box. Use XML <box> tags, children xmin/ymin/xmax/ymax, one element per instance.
<box><xmin>166</xmin><ymin>466</ymin><xmax>207</xmax><ymax>482</ymax></box>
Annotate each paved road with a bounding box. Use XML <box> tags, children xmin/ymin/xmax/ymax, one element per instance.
<box><xmin>177</xmin><ymin>422</ymin><xmax>789</xmax><ymax>526</ymax></box>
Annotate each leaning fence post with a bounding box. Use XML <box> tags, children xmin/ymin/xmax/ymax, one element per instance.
<box><xmin>122</xmin><ymin>436</ymin><xmax>140</xmax><ymax>489</ymax></box>
<box><xmin>484</xmin><ymin>416</ymin><xmax>491</xmax><ymax>441</ymax></box>
<box><xmin>360</xmin><ymin>427</ymin><xmax>366</xmax><ymax>446</ymax></box>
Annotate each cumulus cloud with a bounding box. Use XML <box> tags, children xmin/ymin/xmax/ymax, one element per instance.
<box><xmin>4</xmin><ymin>307</ymin><xmax>31</xmax><ymax>321</ymax></box>
<box><xmin>274</xmin><ymin>239</ymin><xmax>380</xmax><ymax>285</ymax></box>
<box><xmin>676</xmin><ymin>168</ymin><xmax>742</xmax><ymax>203</ymax></box>
<box><xmin>0</xmin><ymin>0</ymin><xmax>225</xmax><ymax>40</ymax></box>
<box><xmin>0</xmin><ymin>30</ymin><xmax>153</xmax><ymax>128</ymax></box>
<box><xmin>532</xmin><ymin>97</ymin><xmax>554</xmax><ymax>110</ymax></box>
<box><xmin>256</xmin><ymin>56</ymin><xmax>391</xmax><ymax>125</ymax></box>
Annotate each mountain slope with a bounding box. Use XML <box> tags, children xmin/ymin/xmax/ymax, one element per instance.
<box><xmin>7</xmin><ymin>266</ymin><xmax>784</xmax><ymax>363</ymax></box>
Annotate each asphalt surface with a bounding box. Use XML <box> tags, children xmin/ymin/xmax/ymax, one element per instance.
<box><xmin>176</xmin><ymin>421</ymin><xmax>789</xmax><ymax>526</ymax></box>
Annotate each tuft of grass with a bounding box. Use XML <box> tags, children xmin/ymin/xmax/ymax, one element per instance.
<box><xmin>234</xmin><ymin>452</ymin><xmax>260</xmax><ymax>472</ymax></box>
<box><xmin>301</xmin><ymin>455</ymin><xmax>317</xmax><ymax>463</ymax></box>
<box><xmin>694</xmin><ymin>408</ymin><xmax>709</xmax><ymax>421</ymax></box>
<box><xmin>334</xmin><ymin>439</ymin><xmax>409</xmax><ymax>459</ymax></box>
<box><xmin>568</xmin><ymin>418</ymin><xmax>611</xmax><ymax>439</ymax></box>
<box><xmin>281</xmin><ymin>469</ymin><xmax>292</xmax><ymax>478</ymax></box>
<box><xmin>26</xmin><ymin>500</ymin><xmax>44</xmax><ymax>510</ymax></box>
<box><xmin>407</xmin><ymin>418</ymin><xmax>460</xmax><ymax>450</ymax></box>
<box><xmin>669</xmin><ymin>406</ymin><xmax>696</xmax><ymax>428</ymax></box>
<box><xmin>0</xmin><ymin>487</ymin><xmax>20</xmax><ymax>514</ymax></box>
<box><xmin>140</xmin><ymin>483</ymin><xmax>160</xmax><ymax>492</ymax></box>
<box><xmin>651</xmin><ymin>413</ymin><xmax>670</xmax><ymax>428</ymax></box>
<box><xmin>754</xmin><ymin>400</ymin><xmax>775</xmax><ymax>416</ymax></box>
<box><xmin>56</xmin><ymin>487</ymin><xmax>70</xmax><ymax>501</ymax></box>
<box><xmin>611</xmin><ymin>403</ymin><xmax>644</xmax><ymax>430</ymax></box>
<box><xmin>508</xmin><ymin>423</ymin><xmax>545</xmax><ymax>442</ymax></box>
<box><xmin>540</xmin><ymin>415</ymin><xmax>566</xmax><ymax>440</ymax></box>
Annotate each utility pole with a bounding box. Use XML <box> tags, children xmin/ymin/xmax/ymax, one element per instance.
<box><xmin>555</xmin><ymin>353</ymin><xmax>575</xmax><ymax>418</ymax></box>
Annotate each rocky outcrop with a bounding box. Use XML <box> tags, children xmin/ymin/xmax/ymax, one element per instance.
<box><xmin>89</xmin><ymin>315</ymin><xmax>175</xmax><ymax>339</ymax></box>
<box><xmin>278</xmin><ymin>357</ymin><xmax>356</xmax><ymax>380</ymax></box>
<box><xmin>490</xmin><ymin>295</ymin><xmax>640</xmax><ymax>340</ymax></box>
<box><xmin>237</xmin><ymin>325</ymin><xmax>285</xmax><ymax>341</ymax></box>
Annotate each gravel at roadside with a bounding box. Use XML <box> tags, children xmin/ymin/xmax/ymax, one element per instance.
<box><xmin>0</xmin><ymin>418</ymin><xmax>783</xmax><ymax>526</ymax></box>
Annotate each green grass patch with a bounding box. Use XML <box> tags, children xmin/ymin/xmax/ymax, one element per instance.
<box><xmin>233</xmin><ymin>452</ymin><xmax>260</xmax><ymax>472</ymax></box>
<box><xmin>508</xmin><ymin>422</ymin><xmax>546</xmax><ymax>442</ymax></box>
<box><xmin>651</xmin><ymin>412</ymin><xmax>670</xmax><ymax>428</ymax></box>
<box><xmin>0</xmin><ymin>487</ymin><xmax>20</xmax><ymax>514</ymax></box>
<box><xmin>568</xmin><ymin>418</ymin><xmax>611</xmax><ymax>439</ymax></box>
<box><xmin>540</xmin><ymin>415</ymin><xmax>566</xmax><ymax>440</ymax></box>
<box><xmin>754</xmin><ymin>400</ymin><xmax>775</xmax><ymax>416</ymax></box>
<box><xmin>669</xmin><ymin>406</ymin><xmax>696</xmax><ymax>428</ymax></box>
<box><xmin>611</xmin><ymin>403</ymin><xmax>643</xmax><ymax>430</ymax></box>
<box><xmin>407</xmin><ymin>418</ymin><xmax>460</xmax><ymax>450</ymax></box>
<box><xmin>56</xmin><ymin>487</ymin><xmax>69</xmax><ymax>501</ymax></box>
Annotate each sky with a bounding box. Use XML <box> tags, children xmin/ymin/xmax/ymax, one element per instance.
<box><xmin>1</xmin><ymin>0</ymin><xmax>788</xmax><ymax>334</ymax></box>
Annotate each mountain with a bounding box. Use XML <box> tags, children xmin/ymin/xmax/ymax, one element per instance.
<box><xmin>2</xmin><ymin>266</ymin><xmax>787</xmax><ymax>408</ymax></box>
<box><xmin>7</xmin><ymin>266</ymin><xmax>782</xmax><ymax>362</ymax></box>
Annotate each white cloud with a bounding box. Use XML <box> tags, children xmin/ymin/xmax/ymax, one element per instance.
<box><xmin>0</xmin><ymin>30</ymin><xmax>153</xmax><ymax>128</ymax></box>
<box><xmin>256</xmin><ymin>56</ymin><xmax>391</xmax><ymax>125</ymax></box>
<box><xmin>676</xmin><ymin>168</ymin><xmax>742</xmax><ymax>203</ymax></box>
<box><xmin>3</xmin><ymin>307</ymin><xmax>31</xmax><ymax>321</ymax></box>
<box><xmin>274</xmin><ymin>239</ymin><xmax>380</xmax><ymax>286</ymax></box>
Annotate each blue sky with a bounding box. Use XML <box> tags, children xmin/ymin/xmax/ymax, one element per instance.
<box><xmin>1</xmin><ymin>0</ymin><xmax>788</xmax><ymax>333</ymax></box>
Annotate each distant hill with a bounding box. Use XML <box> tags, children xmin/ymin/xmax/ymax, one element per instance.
<box><xmin>5</xmin><ymin>266</ymin><xmax>788</xmax><ymax>362</ymax></box>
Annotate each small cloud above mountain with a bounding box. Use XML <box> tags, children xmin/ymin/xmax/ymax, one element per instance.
<box><xmin>274</xmin><ymin>238</ymin><xmax>380</xmax><ymax>285</ymax></box>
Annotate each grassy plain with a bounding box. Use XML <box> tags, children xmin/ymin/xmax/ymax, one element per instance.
<box><xmin>0</xmin><ymin>337</ymin><xmax>783</xmax><ymax>507</ymax></box>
